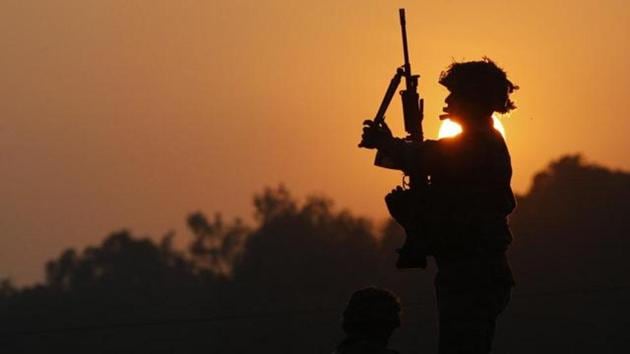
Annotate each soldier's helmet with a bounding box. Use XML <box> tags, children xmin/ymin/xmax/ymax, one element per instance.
<box><xmin>342</xmin><ymin>287</ymin><xmax>401</xmax><ymax>339</ymax></box>
<box><xmin>439</xmin><ymin>57</ymin><xmax>518</xmax><ymax>114</ymax></box>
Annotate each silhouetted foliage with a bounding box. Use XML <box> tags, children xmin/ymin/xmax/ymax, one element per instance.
<box><xmin>510</xmin><ymin>155</ymin><xmax>630</xmax><ymax>289</ymax></box>
<box><xmin>45</xmin><ymin>230</ymin><xmax>199</xmax><ymax>293</ymax></box>
<box><xmin>0</xmin><ymin>278</ymin><xmax>15</xmax><ymax>298</ymax></box>
<box><xmin>2</xmin><ymin>157</ymin><xmax>630</xmax><ymax>353</ymax></box>
<box><xmin>235</xmin><ymin>187</ymin><xmax>385</xmax><ymax>307</ymax></box>
<box><xmin>501</xmin><ymin>154</ymin><xmax>630</xmax><ymax>353</ymax></box>
<box><xmin>187</xmin><ymin>212</ymin><xmax>248</xmax><ymax>276</ymax></box>
<box><xmin>253</xmin><ymin>184</ymin><xmax>298</xmax><ymax>223</ymax></box>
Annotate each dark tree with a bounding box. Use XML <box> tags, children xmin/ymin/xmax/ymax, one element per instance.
<box><xmin>234</xmin><ymin>185</ymin><xmax>385</xmax><ymax>306</ymax></box>
<box><xmin>497</xmin><ymin>155</ymin><xmax>630</xmax><ymax>353</ymax></box>
<box><xmin>3</xmin><ymin>158</ymin><xmax>630</xmax><ymax>354</ymax></box>
<box><xmin>187</xmin><ymin>212</ymin><xmax>249</xmax><ymax>276</ymax></box>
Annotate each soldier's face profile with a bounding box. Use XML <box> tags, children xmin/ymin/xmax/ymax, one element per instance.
<box><xmin>443</xmin><ymin>92</ymin><xmax>466</xmax><ymax>121</ymax></box>
<box><xmin>444</xmin><ymin>90</ymin><xmax>491</xmax><ymax>124</ymax></box>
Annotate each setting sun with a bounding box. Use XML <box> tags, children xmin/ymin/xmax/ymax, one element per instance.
<box><xmin>438</xmin><ymin>115</ymin><xmax>506</xmax><ymax>139</ymax></box>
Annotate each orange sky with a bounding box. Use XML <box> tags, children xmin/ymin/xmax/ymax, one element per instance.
<box><xmin>2</xmin><ymin>0</ymin><xmax>630</xmax><ymax>284</ymax></box>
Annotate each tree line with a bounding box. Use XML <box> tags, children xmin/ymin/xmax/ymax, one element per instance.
<box><xmin>1</xmin><ymin>154</ymin><xmax>629</xmax><ymax>353</ymax></box>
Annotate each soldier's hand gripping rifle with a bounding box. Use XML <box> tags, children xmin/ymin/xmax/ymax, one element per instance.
<box><xmin>359</xmin><ymin>9</ymin><xmax>429</xmax><ymax>269</ymax></box>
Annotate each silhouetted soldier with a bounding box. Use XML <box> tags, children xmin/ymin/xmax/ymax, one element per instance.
<box><xmin>360</xmin><ymin>58</ymin><xmax>518</xmax><ymax>353</ymax></box>
<box><xmin>334</xmin><ymin>287</ymin><xmax>402</xmax><ymax>354</ymax></box>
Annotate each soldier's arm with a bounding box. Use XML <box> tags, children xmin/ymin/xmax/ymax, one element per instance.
<box><xmin>377</xmin><ymin>137</ymin><xmax>440</xmax><ymax>174</ymax></box>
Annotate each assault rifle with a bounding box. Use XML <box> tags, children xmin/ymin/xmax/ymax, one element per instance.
<box><xmin>373</xmin><ymin>9</ymin><xmax>423</xmax><ymax>163</ymax></box>
<box><xmin>366</xmin><ymin>9</ymin><xmax>430</xmax><ymax>269</ymax></box>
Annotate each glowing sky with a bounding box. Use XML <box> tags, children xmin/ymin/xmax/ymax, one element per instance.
<box><xmin>2</xmin><ymin>0</ymin><xmax>630</xmax><ymax>284</ymax></box>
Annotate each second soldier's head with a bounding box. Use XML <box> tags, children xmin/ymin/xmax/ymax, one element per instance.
<box><xmin>341</xmin><ymin>287</ymin><xmax>401</xmax><ymax>342</ymax></box>
<box><xmin>440</xmin><ymin>58</ymin><xmax>518</xmax><ymax>126</ymax></box>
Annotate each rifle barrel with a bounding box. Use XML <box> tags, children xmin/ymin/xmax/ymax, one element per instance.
<box><xmin>399</xmin><ymin>9</ymin><xmax>411</xmax><ymax>77</ymax></box>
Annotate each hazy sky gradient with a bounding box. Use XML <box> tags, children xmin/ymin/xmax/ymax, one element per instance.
<box><xmin>2</xmin><ymin>0</ymin><xmax>630</xmax><ymax>284</ymax></box>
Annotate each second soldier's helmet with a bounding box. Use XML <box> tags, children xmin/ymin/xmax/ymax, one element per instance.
<box><xmin>342</xmin><ymin>287</ymin><xmax>401</xmax><ymax>339</ymax></box>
